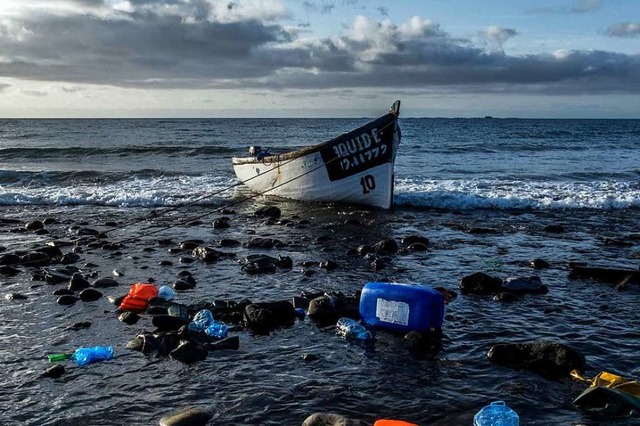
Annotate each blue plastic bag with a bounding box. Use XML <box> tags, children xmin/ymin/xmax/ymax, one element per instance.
<box><xmin>189</xmin><ymin>309</ymin><xmax>228</xmax><ymax>338</ymax></box>
<box><xmin>188</xmin><ymin>309</ymin><xmax>214</xmax><ymax>333</ymax></box>
<box><xmin>73</xmin><ymin>346</ymin><xmax>114</xmax><ymax>367</ymax></box>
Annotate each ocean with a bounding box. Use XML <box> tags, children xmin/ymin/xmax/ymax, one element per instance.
<box><xmin>1</xmin><ymin>118</ymin><xmax>639</xmax><ymax>209</ymax></box>
<box><xmin>0</xmin><ymin>116</ymin><xmax>639</xmax><ymax>425</ymax></box>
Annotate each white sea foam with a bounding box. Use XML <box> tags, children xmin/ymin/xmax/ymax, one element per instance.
<box><xmin>394</xmin><ymin>178</ymin><xmax>640</xmax><ymax>210</ymax></box>
<box><xmin>1</xmin><ymin>174</ymin><xmax>639</xmax><ymax>210</ymax></box>
<box><xmin>0</xmin><ymin>174</ymin><xmax>238</xmax><ymax>207</ymax></box>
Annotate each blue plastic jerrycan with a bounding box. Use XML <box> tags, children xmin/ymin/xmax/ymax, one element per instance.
<box><xmin>473</xmin><ymin>401</ymin><xmax>519</xmax><ymax>426</ymax></box>
<box><xmin>359</xmin><ymin>282</ymin><xmax>445</xmax><ymax>333</ymax></box>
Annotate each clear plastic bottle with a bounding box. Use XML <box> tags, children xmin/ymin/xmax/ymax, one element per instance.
<box><xmin>336</xmin><ymin>318</ymin><xmax>372</xmax><ymax>341</ymax></box>
<box><xmin>473</xmin><ymin>401</ymin><xmax>519</xmax><ymax>426</ymax></box>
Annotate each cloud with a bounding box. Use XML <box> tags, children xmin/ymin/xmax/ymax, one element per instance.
<box><xmin>482</xmin><ymin>26</ymin><xmax>517</xmax><ymax>54</ymax></box>
<box><xmin>71</xmin><ymin>0</ymin><xmax>105</xmax><ymax>6</ymax></box>
<box><xmin>22</xmin><ymin>89</ymin><xmax>48</xmax><ymax>96</ymax></box>
<box><xmin>302</xmin><ymin>0</ymin><xmax>335</xmax><ymax>15</ymax></box>
<box><xmin>246</xmin><ymin>17</ymin><xmax>640</xmax><ymax>95</ymax></box>
<box><xmin>532</xmin><ymin>0</ymin><xmax>602</xmax><ymax>15</ymax></box>
<box><xmin>571</xmin><ymin>0</ymin><xmax>602</xmax><ymax>13</ymax></box>
<box><xmin>606</xmin><ymin>22</ymin><xmax>640</xmax><ymax>38</ymax></box>
<box><xmin>570</xmin><ymin>0</ymin><xmax>602</xmax><ymax>13</ymax></box>
<box><xmin>60</xmin><ymin>85</ymin><xmax>85</xmax><ymax>93</ymax></box>
<box><xmin>0</xmin><ymin>3</ymin><xmax>638</xmax><ymax>97</ymax></box>
<box><xmin>0</xmin><ymin>1</ymin><xmax>292</xmax><ymax>85</ymax></box>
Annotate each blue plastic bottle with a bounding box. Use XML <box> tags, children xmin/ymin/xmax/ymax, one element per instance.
<box><xmin>73</xmin><ymin>346</ymin><xmax>114</xmax><ymax>367</ymax></box>
<box><xmin>158</xmin><ymin>285</ymin><xmax>176</xmax><ymax>301</ymax></box>
<box><xmin>336</xmin><ymin>318</ymin><xmax>372</xmax><ymax>341</ymax></box>
<box><xmin>473</xmin><ymin>401</ymin><xmax>519</xmax><ymax>426</ymax></box>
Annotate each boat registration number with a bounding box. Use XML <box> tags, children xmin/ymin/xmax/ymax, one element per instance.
<box><xmin>321</xmin><ymin>120</ymin><xmax>394</xmax><ymax>181</ymax></box>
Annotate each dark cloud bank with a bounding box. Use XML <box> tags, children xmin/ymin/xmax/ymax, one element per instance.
<box><xmin>0</xmin><ymin>0</ymin><xmax>638</xmax><ymax>95</ymax></box>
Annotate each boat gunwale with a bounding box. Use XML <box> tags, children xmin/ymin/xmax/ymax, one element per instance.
<box><xmin>231</xmin><ymin>143</ymin><xmax>322</xmax><ymax>166</ymax></box>
<box><xmin>231</xmin><ymin>111</ymin><xmax>398</xmax><ymax>166</ymax></box>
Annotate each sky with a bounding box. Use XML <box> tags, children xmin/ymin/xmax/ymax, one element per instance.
<box><xmin>0</xmin><ymin>0</ymin><xmax>638</xmax><ymax>118</ymax></box>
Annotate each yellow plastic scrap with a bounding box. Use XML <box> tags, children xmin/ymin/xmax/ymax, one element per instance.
<box><xmin>570</xmin><ymin>369</ymin><xmax>589</xmax><ymax>382</ymax></box>
<box><xmin>570</xmin><ymin>369</ymin><xmax>640</xmax><ymax>398</ymax></box>
<box><xmin>592</xmin><ymin>371</ymin><xmax>627</xmax><ymax>388</ymax></box>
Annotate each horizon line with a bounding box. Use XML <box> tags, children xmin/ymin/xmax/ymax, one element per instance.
<box><xmin>0</xmin><ymin>116</ymin><xmax>637</xmax><ymax>120</ymax></box>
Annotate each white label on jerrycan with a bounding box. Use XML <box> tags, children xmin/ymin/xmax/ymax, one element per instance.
<box><xmin>376</xmin><ymin>298</ymin><xmax>410</xmax><ymax>325</ymax></box>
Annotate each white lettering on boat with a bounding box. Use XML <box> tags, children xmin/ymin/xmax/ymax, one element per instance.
<box><xmin>332</xmin><ymin>128</ymin><xmax>387</xmax><ymax>172</ymax></box>
<box><xmin>320</xmin><ymin>115</ymin><xmax>395</xmax><ymax>182</ymax></box>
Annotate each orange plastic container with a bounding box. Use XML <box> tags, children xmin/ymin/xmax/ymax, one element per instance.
<box><xmin>119</xmin><ymin>283</ymin><xmax>158</xmax><ymax>312</ymax></box>
<box><xmin>374</xmin><ymin>420</ymin><xmax>419</xmax><ymax>426</ymax></box>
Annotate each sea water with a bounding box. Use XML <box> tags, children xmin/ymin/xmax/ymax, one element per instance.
<box><xmin>1</xmin><ymin>118</ymin><xmax>638</xmax><ymax>209</ymax></box>
<box><xmin>0</xmin><ymin>117</ymin><xmax>639</xmax><ymax>425</ymax></box>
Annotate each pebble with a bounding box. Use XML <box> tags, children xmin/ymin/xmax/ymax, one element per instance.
<box><xmin>5</xmin><ymin>293</ymin><xmax>28</xmax><ymax>301</ymax></box>
<box><xmin>119</xmin><ymin>311</ymin><xmax>141</xmax><ymax>325</ymax></box>
<box><xmin>92</xmin><ymin>277</ymin><xmax>120</xmax><ymax>288</ymax></box>
<box><xmin>172</xmin><ymin>279</ymin><xmax>195</xmax><ymax>291</ymax></box>
<box><xmin>254</xmin><ymin>205</ymin><xmax>281</xmax><ymax>219</ymax></box>
<box><xmin>25</xmin><ymin>220</ymin><xmax>44</xmax><ymax>231</ymax></box>
<box><xmin>79</xmin><ymin>288</ymin><xmax>103</xmax><ymax>302</ymax></box>
<box><xmin>0</xmin><ymin>265</ymin><xmax>21</xmax><ymax>275</ymax></box>
<box><xmin>68</xmin><ymin>273</ymin><xmax>90</xmax><ymax>291</ymax></box>
<box><xmin>42</xmin><ymin>364</ymin><xmax>65</xmax><ymax>379</ymax></box>
<box><xmin>57</xmin><ymin>295</ymin><xmax>80</xmax><ymax>305</ymax></box>
<box><xmin>66</xmin><ymin>321</ymin><xmax>92</xmax><ymax>330</ymax></box>
<box><xmin>302</xmin><ymin>413</ymin><xmax>364</xmax><ymax>426</ymax></box>
<box><xmin>159</xmin><ymin>407</ymin><xmax>212</xmax><ymax>426</ymax></box>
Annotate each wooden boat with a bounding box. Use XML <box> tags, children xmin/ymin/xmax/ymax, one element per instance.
<box><xmin>232</xmin><ymin>101</ymin><xmax>401</xmax><ymax>209</ymax></box>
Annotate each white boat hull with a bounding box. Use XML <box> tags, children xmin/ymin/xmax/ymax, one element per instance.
<box><xmin>233</xmin><ymin>154</ymin><xmax>395</xmax><ymax>209</ymax></box>
<box><xmin>232</xmin><ymin>102</ymin><xmax>401</xmax><ymax>209</ymax></box>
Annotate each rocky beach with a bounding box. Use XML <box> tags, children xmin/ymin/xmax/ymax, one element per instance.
<box><xmin>1</xmin><ymin>199</ymin><xmax>639</xmax><ymax>425</ymax></box>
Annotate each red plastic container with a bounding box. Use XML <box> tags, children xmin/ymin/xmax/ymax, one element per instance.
<box><xmin>119</xmin><ymin>283</ymin><xmax>158</xmax><ymax>312</ymax></box>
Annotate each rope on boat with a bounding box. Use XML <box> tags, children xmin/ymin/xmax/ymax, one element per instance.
<box><xmin>103</xmin><ymin>151</ymin><xmax>310</xmax><ymax>235</ymax></box>
<box><xmin>116</xmin><ymin>149</ymin><xmax>343</xmax><ymax>243</ymax></box>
